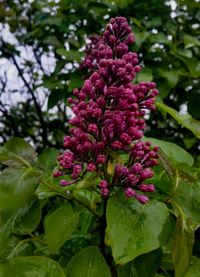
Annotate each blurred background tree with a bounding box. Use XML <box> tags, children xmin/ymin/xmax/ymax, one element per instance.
<box><xmin>0</xmin><ymin>0</ymin><xmax>199</xmax><ymax>154</ymax></box>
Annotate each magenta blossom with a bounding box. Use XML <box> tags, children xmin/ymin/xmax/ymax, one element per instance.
<box><xmin>54</xmin><ymin>17</ymin><xmax>159</xmax><ymax>204</ymax></box>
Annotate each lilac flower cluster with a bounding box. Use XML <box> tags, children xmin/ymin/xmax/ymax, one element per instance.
<box><xmin>54</xmin><ymin>17</ymin><xmax>159</xmax><ymax>204</ymax></box>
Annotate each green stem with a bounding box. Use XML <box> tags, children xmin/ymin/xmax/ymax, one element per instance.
<box><xmin>41</xmin><ymin>179</ymin><xmax>100</xmax><ymax>218</ymax></box>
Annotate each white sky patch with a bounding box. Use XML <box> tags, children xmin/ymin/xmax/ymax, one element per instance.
<box><xmin>179</xmin><ymin>104</ymin><xmax>188</xmax><ymax>115</ymax></box>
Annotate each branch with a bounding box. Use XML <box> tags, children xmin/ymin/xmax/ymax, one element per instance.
<box><xmin>0</xmin><ymin>39</ymin><xmax>49</xmax><ymax>148</ymax></box>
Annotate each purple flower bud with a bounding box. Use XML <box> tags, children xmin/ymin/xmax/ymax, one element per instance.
<box><xmin>147</xmin><ymin>184</ymin><xmax>155</xmax><ymax>192</ymax></box>
<box><xmin>73</xmin><ymin>164</ymin><xmax>82</xmax><ymax>175</ymax></box>
<box><xmin>93</xmin><ymin>142</ymin><xmax>105</xmax><ymax>154</ymax></box>
<box><xmin>118</xmin><ymin>165</ymin><xmax>129</xmax><ymax>176</ymax></box>
<box><xmin>138</xmin><ymin>184</ymin><xmax>148</xmax><ymax>192</ymax></box>
<box><xmin>60</xmin><ymin>179</ymin><xmax>72</xmax><ymax>186</ymax></box>
<box><xmin>127</xmin><ymin>174</ymin><xmax>138</xmax><ymax>185</ymax></box>
<box><xmin>134</xmin><ymin>65</ymin><xmax>142</xmax><ymax>72</ymax></box>
<box><xmin>120</xmin><ymin>133</ymin><xmax>132</xmax><ymax>145</ymax></box>
<box><xmin>87</xmin><ymin>162</ymin><xmax>96</xmax><ymax>172</ymax></box>
<box><xmin>53</xmin><ymin>171</ymin><xmax>63</xmax><ymax>177</ymax></box>
<box><xmin>99</xmin><ymin>180</ymin><xmax>108</xmax><ymax>188</ymax></box>
<box><xmin>130</xmin><ymin>163</ymin><xmax>142</xmax><ymax>174</ymax></box>
<box><xmin>100</xmin><ymin>187</ymin><xmax>110</xmax><ymax>197</ymax></box>
<box><xmin>96</xmin><ymin>154</ymin><xmax>106</xmax><ymax>164</ymax></box>
<box><xmin>111</xmin><ymin>140</ymin><xmax>123</xmax><ymax>150</ymax></box>
<box><xmin>140</xmin><ymin>169</ymin><xmax>154</xmax><ymax>180</ymax></box>
<box><xmin>96</xmin><ymin>96</ymin><xmax>106</xmax><ymax>108</ymax></box>
<box><xmin>73</xmin><ymin>88</ymin><xmax>79</xmax><ymax>97</ymax></box>
<box><xmin>126</xmin><ymin>33</ymin><xmax>135</xmax><ymax>45</ymax></box>
<box><xmin>124</xmin><ymin>187</ymin><xmax>136</xmax><ymax>198</ymax></box>
<box><xmin>136</xmin><ymin>194</ymin><xmax>149</xmax><ymax>204</ymax></box>
<box><xmin>82</xmin><ymin>141</ymin><xmax>92</xmax><ymax>152</ymax></box>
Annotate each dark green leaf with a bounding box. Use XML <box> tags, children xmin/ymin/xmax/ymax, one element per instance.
<box><xmin>188</xmin><ymin>93</ymin><xmax>200</xmax><ymax>120</ymax></box>
<box><xmin>76</xmin><ymin>173</ymin><xmax>100</xmax><ymax>190</ymax></box>
<box><xmin>134</xmin><ymin>30</ymin><xmax>150</xmax><ymax>46</ymax></box>
<box><xmin>68</xmin><ymin>71</ymin><xmax>84</xmax><ymax>91</ymax></box>
<box><xmin>157</xmin><ymin>69</ymin><xmax>179</xmax><ymax>88</ymax></box>
<box><xmin>37</xmin><ymin>148</ymin><xmax>59</xmax><ymax>170</ymax></box>
<box><xmin>47</xmin><ymin>89</ymin><xmax>66</xmax><ymax>109</ymax></box>
<box><xmin>7</xmin><ymin>240</ymin><xmax>36</xmax><ymax>259</ymax></box>
<box><xmin>0</xmin><ymin>256</ymin><xmax>65</xmax><ymax>277</ymax></box>
<box><xmin>44</xmin><ymin>204</ymin><xmax>79</xmax><ymax>253</ymax></box>
<box><xmin>184</xmin><ymin>35</ymin><xmax>200</xmax><ymax>48</ymax></box>
<box><xmin>173</xmin><ymin>215</ymin><xmax>194</xmax><ymax>277</ymax></box>
<box><xmin>118</xmin><ymin>248</ymin><xmax>162</xmax><ymax>277</ymax></box>
<box><xmin>156</xmin><ymin>101</ymin><xmax>200</xmax><ymax>138</ymax></box>
<box><xmin>185</xmin><ymin>256</ymin><xmax>200</xmax><ymax>276</ymax></box>
<box><xmin>106</xmin><ymin>195</ymin><xmax>171</xmax><ymax>264</ymax></box>
<box><xmin>0</xmin><ymin>218</ymin><xmax>13</xmax><ymax>258</ymax></box>
<box><xmin>73</xmin><ymin>189</ymin><xmax>101</xmax><ymax>211</ymax></box>
<box><xmin>183</xmin><ymin>58</ymin><xmax>200</xmax><ymax>78</ymax></box>
<box><xmin>143</xmin><ymin>137</ymin><xmax>194</xmax><ymax>166</ymax></box>
<box><xmin>136</xmin><ymin>68</ymin><xmax>153</xmax><ymax>82</ymax></box>
<box><xmin>13</xmin><ymin>199</ymin><xmax>42</xmax><ymax>234</ymax></box>
<box><xmin>0</xmin><ymin>168</ymin><xmax>40</xmax><ymax>223</ymax></box>
<box><xmin>65</xmin><ymin>246</ymin><xmax>111</xmax><ymax>277</ymax></box>
<box><xmin>173</xmin><ymin>180</ymin><xmax>200</xmax><ymax>224</ymax></box>
<box><xmin>0</xmin><ymin>138</ymin><xmax>36</xmax><ymax>168</ymax></box>
<box><xmin>56</xmin><ymin>49</ymin><xmax>82</xmax><ymax>62</ymax></box>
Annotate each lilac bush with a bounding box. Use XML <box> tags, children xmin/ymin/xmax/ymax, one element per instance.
<box><xmin>0</xmin><ymin>14</ymin><xmax>199</xmax><ymax>277</ymax></box>
<box><xmin>54</xmin><ymin>17</ymin><xmax>159</xmax><ymax>204</ymax></box>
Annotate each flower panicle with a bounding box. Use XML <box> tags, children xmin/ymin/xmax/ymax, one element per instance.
<box><xmin>54</xmin><ymin>17</ymin><xmax>159</xmax><ymax>204</ymax></box>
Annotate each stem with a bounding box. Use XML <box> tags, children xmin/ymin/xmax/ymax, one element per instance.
<box><xmin>41</xmin><ymin>179</ymin><xmax>100</xmax><ymax>218</ymax></box>
<box><xmin>99</xmin><ymin>198</ymin><xmax>109</xmax><ymax>260</ymax></box>
<box><xmin>99</xmin><ymin>197</ymin><xmax>117</xmax><ymax>276</ymax></box>
<box><xmin>11</xmin><ymin>55</ymin><xmax>49</xmax><ymax>147</ymax></box>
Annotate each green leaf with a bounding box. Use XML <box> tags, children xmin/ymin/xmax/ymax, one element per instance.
<box><xmin>0</xmin><ymin>218</ymin><xmax>13</xmax><ymax>258</ymax></box>
<box><xmin>68</xmin><ymin>71</ymin><xmax>84</xmax><ymax>91</ymax></box>
<box><xmin>13</xmin><ymin>199</ymin><xmax>42</xmax><ymax>234</ymax></box>
<box><xmin>150</xmin><ymin>32</ymin><xmax>170</xmax><ymax>44</ymax></box>
<box><xmin>175</xmin><ymin>48</ymin><xmax>193</xmax><ymax>59</ymax></box>
<box><xmin>0</xmin><ymin>256</ymin><xmax>65</xmax><ymax>277</ymax></box>
<box><xmin>56</xmin><ymin>49</ymin><xmax>82</xmax><ymax>62</ymax></box>
<box><xmin>156</xmin><ymin>101</ymin><xmax>200</xmax><ymax>138</ymax></box>
<box><xmin>0</xmin><ymin>138</ymin><xmax>36</xmax><ymax>168</ymax></box>
<box><xmin>75</xmin><ymin>172</ymin><xmax>100</xmax><ymax>190</ymax></box>
<box><xmin>44</xmin><ymin>204</ymin><xmax>79</xmax><ymax>253</ymax></box>
<box><xmin>143</xmin><ymin>137</ymin><xmax>194</xmax><ymax>166</ymax></box>
<box><xmin>188</xmin><ymin>93</ymin><xmax>200</xmax><ymax>120</ymax></box>
<box><xmin>47</xmin><ymin>89</ymin><xmax>66</xmax><ymax>109</ymax></box>
<box><xmin>36</xmin><ymin>176</ymin><xmax>66</xmax><ymax>200</ymax></box>
<box><xmin>136</xmin><ymin>67</ymin><xmax>153</xmax><ymax>82</ymax></box>
<box><xmin>184</xmin><ymin>35</ymin><xmax>200</xmax><ymax>48</ymax></box>
<box><xmin>157</xmin><ymin>69</ymin><xmax>179</xmax><ymax>88</ymax></box>
<box><xmin>37</xmin><ymin>148</ymin><xmax>59</xmax><ymax>170</ymax></box>
<box><xmin>118</xmin><ymin>248</ymin><xmax>162</xmax><ymax>277</ymax></box>
<box><xmin>0</xmin><ymin>168</ymin><xmax>40</xmax><ymax>223</ymax></box>
<box><xmin>157</xmin><ymin>83</ymin><xmax>171</xmax><ymax>99</ymax></box>
<box><xmin>134</xmin><ymin>30</ymin><xmax>150</xmax><ymax>46</ymax></box>
<box><xmin>185</xmin><ymin>256</ymin><xmax>200</xmax><ymax>276</ymax></box>
<box><xmin>106</xmin><ymin>195</ymin><xmax>171</xmax><ymax>264</ymax></box>
<box><xmin>73</xmin><ymin>189</ymin><xmax>101</xmax><ymax>211</ymax></box>
<box><xmin>173</xmin><ymin>215</ymin><xmax>194</xmax><ymax>277</ymax></box>
<box><xmin>183</xmin><ymin>58</ymin><xmax>200</xmax><ymax>78</ymax></box>
<box><xmin>173</xmin><ymin>180</ymin><xmax>200</xmax><ymax>224</ymax></box>
<box><xmin>65</xmin><ymin>246</ymin><xmax>111</xmax><ymax>277</ymax></box>
<box><xmin>7</xmin><ymin>240</ymin><xmax>36</xmax><ymax>259</ymax></box>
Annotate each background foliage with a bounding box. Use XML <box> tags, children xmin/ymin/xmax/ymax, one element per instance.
<box><xmin>0</xmin><ymin>0</ymin><xmax>200</xmax><ymax>276</ymax></box>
